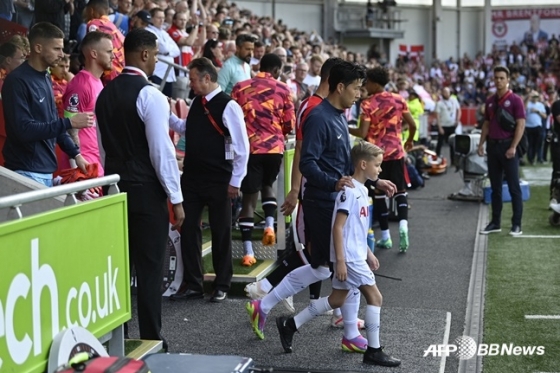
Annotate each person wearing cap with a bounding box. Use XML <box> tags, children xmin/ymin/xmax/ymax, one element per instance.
<box><xmin>131</xmin><ymin>10</ymin><xmax>152</xmax><ymax>30</ymax></box>
<box><xmin>85</xmin><ymin>0</ymin><xmax>125</xmax><ymax>83</ymax></box>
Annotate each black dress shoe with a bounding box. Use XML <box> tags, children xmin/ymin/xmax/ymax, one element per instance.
<box><xmin>210</xmin><ymin>290</ymin><xmax>227</xmax><ymax>302</ymax></box>
<box><xmin>170</xmin><ymin>289</ymin><xmax>204</xmax><ymax>301</ymax></box>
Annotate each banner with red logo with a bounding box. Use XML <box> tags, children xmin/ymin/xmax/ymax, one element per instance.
<box><xmin>491</xmin><ymin>8</ymin><xmax>560</xmax><ymax>49</ymax></box>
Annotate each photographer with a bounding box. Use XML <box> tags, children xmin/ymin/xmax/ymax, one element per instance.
<box><xmin>478</xmin><ymin>66</ymin><xmax>526</xmax><ymax>236</ymax></box>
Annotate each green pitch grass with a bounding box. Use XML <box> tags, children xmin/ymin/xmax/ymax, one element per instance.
<box><xmin>483</xmin><ymin>184</ymin><xmax>560</xmax><ymax>372</ymax></box>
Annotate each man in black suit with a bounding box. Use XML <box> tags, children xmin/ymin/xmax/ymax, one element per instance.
<box><xmin>169</xmin><ymin>57</ymin><xmax>249</xmax><ymax>303</ymax></box>
<box><xmin>96</xmin><ymin>28</ymin><xmax>184</xmax><ymax>348</ymax></box>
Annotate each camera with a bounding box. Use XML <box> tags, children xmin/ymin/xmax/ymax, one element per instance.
<box><xmin>283</xmin><ymin>65</ymin><xmax>292</xmax><ymax>74</ymax></box>
<box><xmin>452</xmin><ymin>133</ymin><xmax>487</xmax><ymax>175</ymax></box>
<box><xmin>448</xmin><ymin>132</ymin><xmax>488</xmax><ymax>200</ymax></box>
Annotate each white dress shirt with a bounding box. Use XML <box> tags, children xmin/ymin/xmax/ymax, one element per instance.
<box><xmin>146</xmin><ymin>25</ymin><xmax>181</xmax><ymax>82</ymax></box>
<box><xmin>97</xmin><ymin>66</ymin><xmax>183</xmax><ymax>204</ymax></box>
<box><xmin>169</xmin><ymin>86</ymin><xmax>250</xmax><ymax>188</ymax></box>
<box><xmin>303</xmin><ymin>73</ymin><xmax>320</xmax><ymax>88</ymax></box>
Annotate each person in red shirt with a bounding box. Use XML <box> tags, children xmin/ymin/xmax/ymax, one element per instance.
<box><xmin>168</xmin><ymin>11</ymin><xmax>206</xmax><ymax>69</ymax></box>
<box><xmin>350</xmin><ymin>66</ymin><xmax>416</xmax><ymax>253</ymax></box>
<box><xmin>231</xmin><ymin>53</ymin><xmax>295</xmax><ymax>266</ymax></box>
<box><xmin>85</xmin><ymin>0</ymin><xmax>125</xmax><ymax>84</ymax></box>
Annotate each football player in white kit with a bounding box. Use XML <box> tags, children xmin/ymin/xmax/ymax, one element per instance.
<box><xmin>275</xmin><ymin>141</ymin><xmax>401</xmax><ymax>367</ymax></box>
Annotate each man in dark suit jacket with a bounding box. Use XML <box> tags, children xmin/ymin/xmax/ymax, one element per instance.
<box><xmin>523</xmin><ymin>14</ymin><xmax>549</xmax><ymax>45</ymax></box>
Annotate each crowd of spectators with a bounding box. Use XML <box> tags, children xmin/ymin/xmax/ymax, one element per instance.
<box><xmin>4</xmin><ymin>1</ymin><xmax>558</xmax><ymax>105</ymax></box>
<box><xmin>1</xmin><ymin>0</ymin><xmax>559</xmax><ymax>170</ymax></box>
<box><xmin>391</xmin><ymin>37</ymin><xmax>559</xmax><ymax>125</ymax></box>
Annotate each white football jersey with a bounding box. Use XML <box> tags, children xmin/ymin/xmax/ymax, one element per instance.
<box><xmin>330</xmin><ymin>179</ymin><xmax>369</xmax><ymax>263</ymax></box>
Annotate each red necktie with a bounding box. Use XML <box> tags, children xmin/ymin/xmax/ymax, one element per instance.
<box><xmin>201</xmin><ymin>97</ymin><xmax>207</xmax><ymax>106</ymax></box>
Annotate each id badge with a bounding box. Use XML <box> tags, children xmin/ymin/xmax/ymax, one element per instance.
<box><xmin>225</xmin><ymin>136</ymin><xmax>234</xmax><ymax>160</ymax></box>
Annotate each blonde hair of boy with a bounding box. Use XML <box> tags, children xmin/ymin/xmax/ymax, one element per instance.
<box><xmin>351</xmin><ymin>140</ymin><xmax>384</xmax><ymax>166</ymax></box>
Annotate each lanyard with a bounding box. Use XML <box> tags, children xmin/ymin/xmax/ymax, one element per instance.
<box><xmin>202</xmin><ymin>98</ymin><xmax>225</xmax><ymax>136</ymax></box>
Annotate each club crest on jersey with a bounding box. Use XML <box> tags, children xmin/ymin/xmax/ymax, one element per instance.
<box><xmin>340</xmin><ymin>191</ymin><xmax>346</xmax><ymax>202</ymax></box>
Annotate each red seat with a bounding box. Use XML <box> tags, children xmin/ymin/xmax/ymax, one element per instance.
<box><xmin>0</xmin><ymin>19</ymin><xmax>27</xmax><ymax>43</ymax></box>
<box><xmin>170</xmin><ymin>99</ymin><xmax>189</xmax><ymax>158</ymax></box>
<box><xmin>175</xmin><ymin>99</ymin><xmax>189</xmax><ymax>119</ymax></box>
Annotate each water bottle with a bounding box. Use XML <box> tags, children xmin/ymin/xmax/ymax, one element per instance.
<box><xmin>367</xmin><ymin>228</ymin><xmax>375</xmax><ymax>253</ymax></box>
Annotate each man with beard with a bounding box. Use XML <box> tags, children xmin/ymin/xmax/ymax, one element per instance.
<box><xmin>218</xmin><ymin>34</ymin><xmax>254</xmax><ymax>95</ymax></box>
<box><xmin>217</xmin><ymin>33</ymin><xmax>254</xmax><ymax>225</ymax></box>
<box><xmin>59</xmin><ymin>31</ymin><xmax>114</xmax><ymax>175</ymax></box>
<box><xmin>85</xmin><ymin>0</ymin><xmax>125</xmax><ymax>84</ymax></box>
<box><xmin>1</xmin><ymin>22</ymin><xmax>93</xmax><ymax>186</ymax></box>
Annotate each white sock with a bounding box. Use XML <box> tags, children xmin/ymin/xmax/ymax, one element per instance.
<box><xmin>243</xmin><ymin>241</ymin><xmax>254</xmax><ymax>256</ymax></box>
<box><xmin>265</xmin><ymin>216</ymin><xmax>275</xmax><ymax>229</ymax></box>
<box><xmin>294</xmin><ymin>297</ymin><xmax>331</xmax><ymax>329</ymax></box>
<box><xmin>381</xmin><ymin>229</ymin><xmax>390</xmax><ymax>240</ymax></box>
<box><xmin>365</xmin><ymin>305</ymin><xmax>381</xmax><ymax>348</ymax></box>
<box><xmin>340</xmin><ymin>289</ymin><xmax>361</xmax><ymax>340</ymax></box>
<box><xmin>259</xmin><ymin>279</ymin><xmax>273</xmax><ymax>293</ymax></box>
<box><xmin>333</xmin><ymin>308</ymin><xmax>342</xmax><ymax>317</ymax></box>
<box><xmin>260</xmin><ymin>265</ymin><xmax>330</xmax><ymax>314</ymax></box>
<box><xmin>399</xmin><ymin>220</ymin><xmax>408</xmax><ymax>230</ymax></box>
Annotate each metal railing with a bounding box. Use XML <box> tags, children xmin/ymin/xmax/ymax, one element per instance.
<box><xmin>158</xmin><ymin>58</ymin><xmax>190</xmax><ymax>92</ymax></box>
<box><xmin>335</xmin><ymin>6</ymin><xmax>404</xmax><ymax>32</ymax></box>
<box><xmin>0</xmin><ymin>175</ymin><xmax>120</xmax><ymax>220</ymax></box>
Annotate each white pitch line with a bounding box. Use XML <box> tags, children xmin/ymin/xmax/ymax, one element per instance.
<box><xmin>525</xmin><ymin>315</ymin><xmax>560</xmax><ymax>319</ymax></box>
<box><xmin>440</xmin><ymin>312</ymin><xmax>452</xmax><ymax>373</ymax></box>
<box><xmin>515</xmin><ymin>235</ymin><xmax>560</xmax><ymax>238</ymax></box>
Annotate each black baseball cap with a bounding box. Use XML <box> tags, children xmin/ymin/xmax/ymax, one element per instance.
<box><xmin>135</xmin><ymin>10</ymin><xmax>152</xmax><ymax>24</ymax></box>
